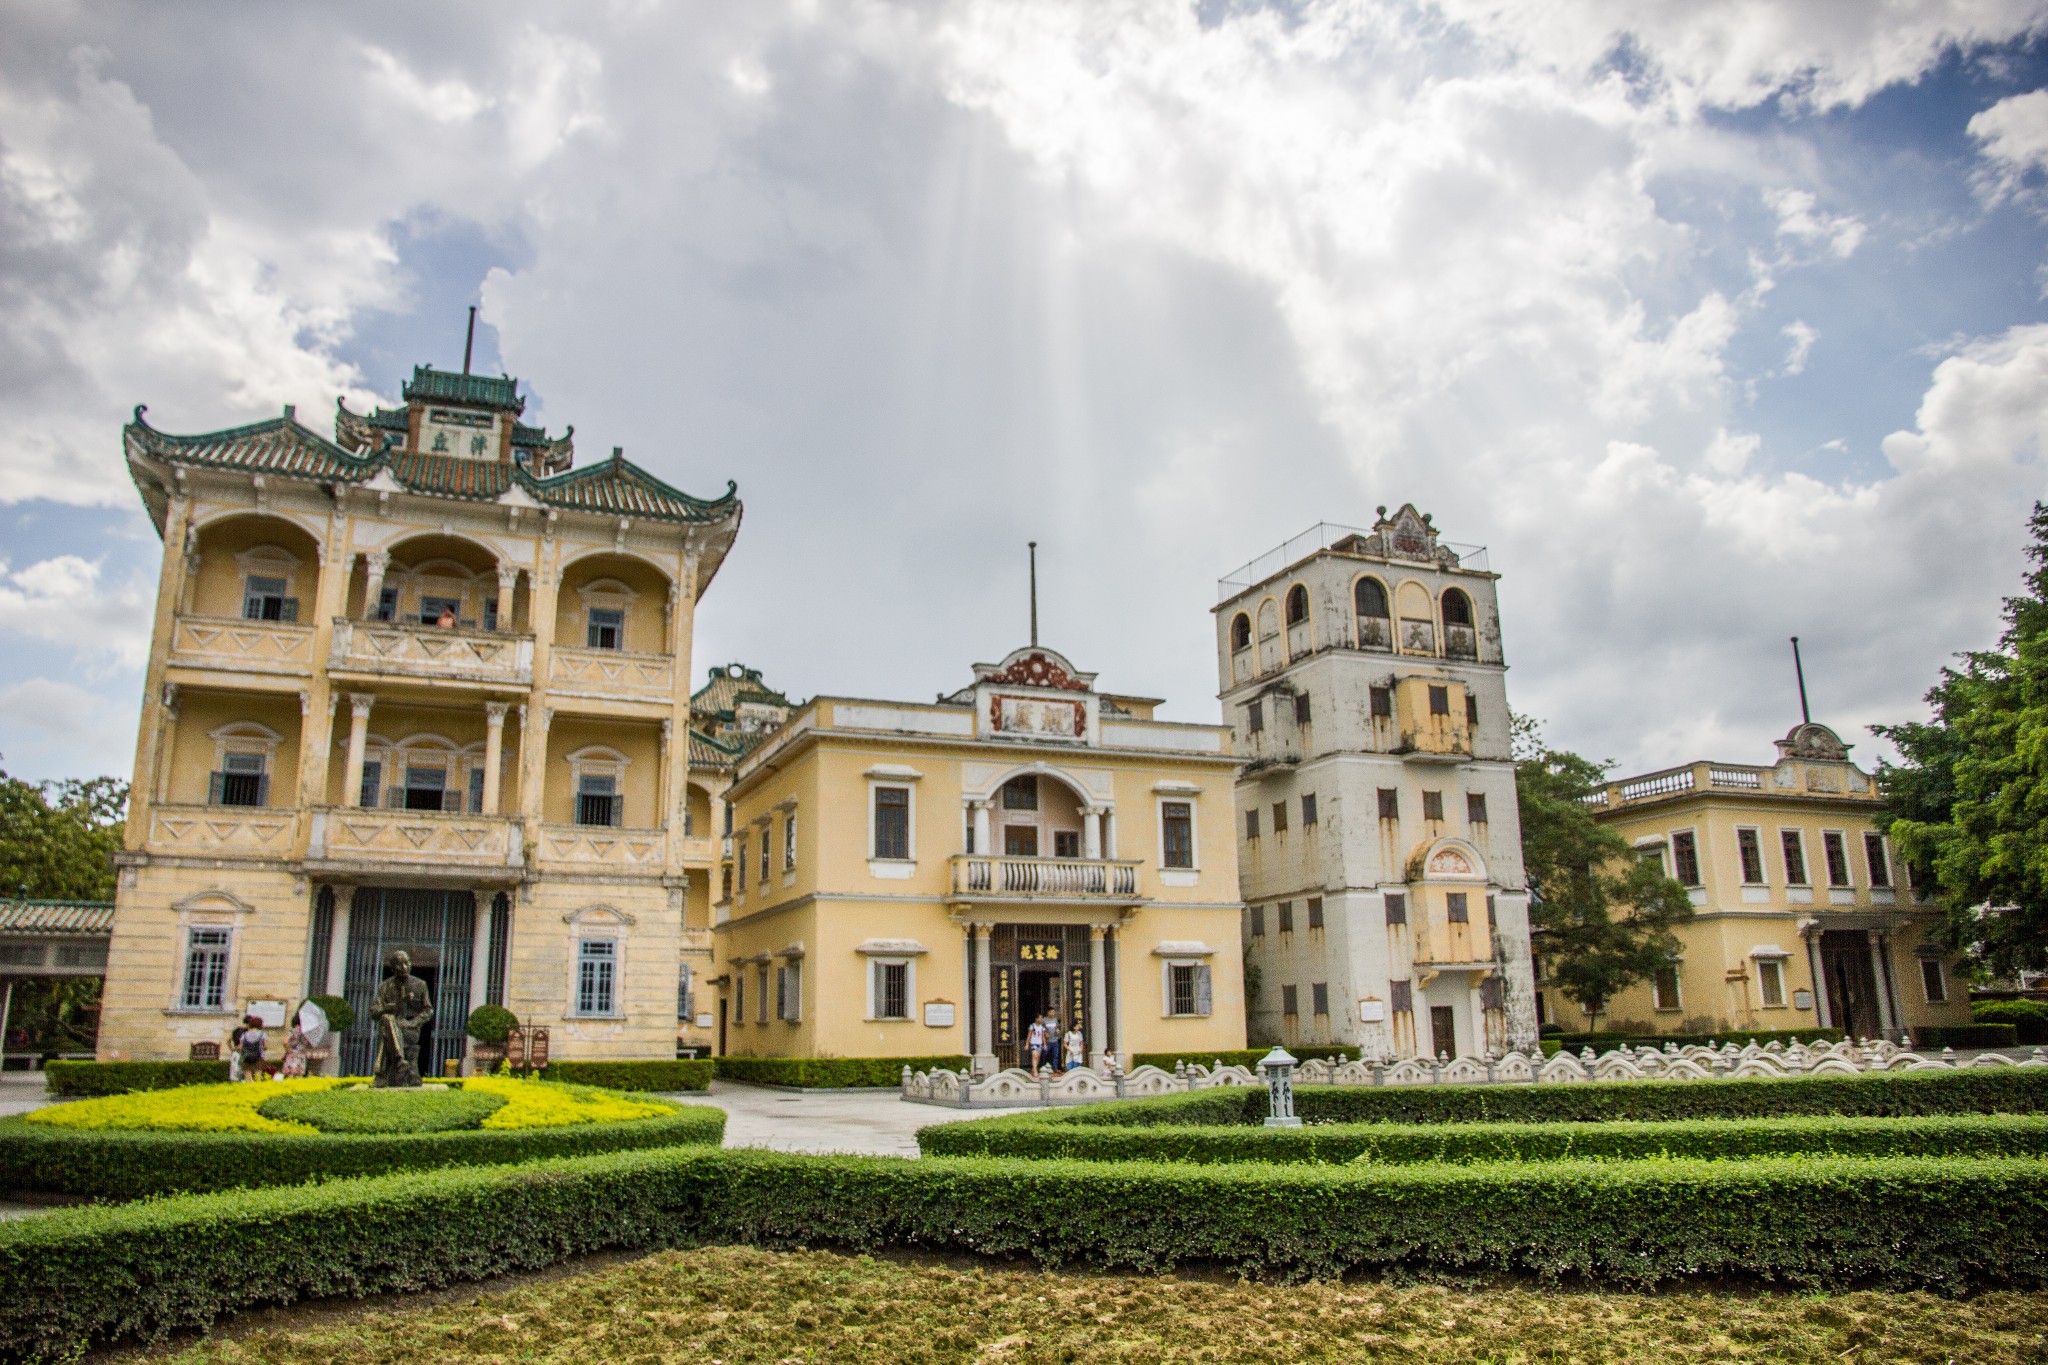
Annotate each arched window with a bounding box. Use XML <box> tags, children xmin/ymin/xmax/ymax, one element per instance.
<box><xmin>1355</xmin><ymin>578</ymin><xmax>1388</xmax><ymax>619</ymax></box>
<box><xmin>1442</xmin><ymin>589</ymin><xmax>1473</xmax><ymax>627</ymax></box>
<box><xmin>1230</xmin><ymin>613</ymin><xmax>1251</xmax><ymax>652</ymax></box>
<box><xmin>1285</xmin><ymin>585</ymin><xmax>1309</xmax><ymax>626</ymax></box>
<box><xmin>1442</xmin><ymin>588</ymin><xmax>1476</xmax><ymax>659</ymax></box>
<box><xmin>1353</xmin><ymin>577</ymin><xmax>1390</xmax><ymax>649</ymax></box>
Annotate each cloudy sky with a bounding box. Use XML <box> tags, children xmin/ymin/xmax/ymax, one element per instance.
<box><xmin>4</xmin><ymin>1</ymin><xmax>2048</xmax><ymax>785</ymax></box>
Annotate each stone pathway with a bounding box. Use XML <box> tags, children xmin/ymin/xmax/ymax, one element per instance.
<box><xmin>687</xmin><ymin>1080</ymin><xmax>1023</xmax><ymax>1158</ymax></box>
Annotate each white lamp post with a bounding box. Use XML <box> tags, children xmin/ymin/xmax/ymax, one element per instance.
<box><xmin>1258</xmin><ymin>1045</ymin><xmax>1301</xmax><ymax>1128</ymax></box>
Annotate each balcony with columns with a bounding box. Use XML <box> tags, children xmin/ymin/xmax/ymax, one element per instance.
<box><xmin>952</xmin><ymin>784</ymin><xmax>1143</xmax><ymax>904</ymax></box>
<box><xmin>328</xmin><ymin>617</ymin><xmax>533</xmax><ymax>688</ymax></box>
<box><xmin>333</xmin><ymin>536</ymin><xmax>534</xmax><ymax>690</ymax></box>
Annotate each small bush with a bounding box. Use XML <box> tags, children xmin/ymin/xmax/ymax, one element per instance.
<box><xmin>1973</xmin><ymin>998</ymin><xmax>2048</xmax><ymax>1044</ymax></box>
<box><xmin>29</xmin><ymin>1078</ymin><xmax>349</xmax><ymax>1132</ymax></box>
<box><xmin>2</xmin><ymin>1146</ymin><xmax>2044</xmax><ymax>1357</ymax></box>
<box><xmin>1546</xmin><ymin>1028</ymin><xmax>1844</xmax><ymax>1054</ymax></box>
<box><xmin>715</xmin><ymin>1056</ymin><xmax>968</xmax><ymax>1088</ymax></box>
<box><xmin>919</xmin><ymin>1108</ymin><xmax>2048</xmax><ymax>1164</ymax></box>
<box><xmin>42</xmin><ymin>1060</ymin><xmax>230</xmax><ymax>1097</ymax></box>
<box><xmin>465</xmin><ymin>1004</ymin><xmax>518</xmax><ymax>1045</ymax></box>
<box><xmin>305</xmin><ymin>994</ymin><xmax>353</xmax><ymax>1034</ymax></box>
<box><xmin>260</xmin><ymin>1086</ymin><xmax>505</xmax><ymax>1134</ymax></box>
<box><xmin>1917</xmin><ymin>1024</ymin><xmax>2019</xmax><ymax>1049</ymax></box>
<box><xmin>1129</xmin><ymin>1046</ymin><xmax>1359</xmax><ymax>1071</ymax></box>
<box><xmin>542</xmin><ymin>1059</ymin><xmax>714</xmax><ymax>1092</ymax></box>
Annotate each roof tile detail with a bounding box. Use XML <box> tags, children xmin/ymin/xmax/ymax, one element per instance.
<box><xmin>0</xmin><ymin>900</ymin><xmax>115</xmax><ymax>936</ymax></box>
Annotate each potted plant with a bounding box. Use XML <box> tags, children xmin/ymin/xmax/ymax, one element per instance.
<box><xmin>465</xmin><ymin>1004</ymin><xmax>518</xmax><ymax>1074</ymax></box>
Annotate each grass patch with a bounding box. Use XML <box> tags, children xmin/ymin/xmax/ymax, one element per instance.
<box><xmin>260</xmin><ymin>1086</ymin><xmax>505</xmax><ymax>1134</ymax></box>
<box><xmin>148</xmin><ymin>1244</ymin><xmax>2048</xmax><ymax>1364</ymax></box>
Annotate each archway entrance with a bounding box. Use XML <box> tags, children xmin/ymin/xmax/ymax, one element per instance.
<box><xmin>989</xmin><ymin>924</ymin><xmax>1091</xmax><ymax>1070</ymax></box>
<box><xmin>340</xmin><ymin>887</ymin><xmax>476</xmax><ymax>1078</ymax></box>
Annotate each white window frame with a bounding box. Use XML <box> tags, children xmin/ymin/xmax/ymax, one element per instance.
<box><xmin>576</xmin><ymin>577</ymin><xmax>638</xmax><ymax>651</ymax></box>
<box><xmin>1778</xmin><ymin>827</ymin><xmax>1810</xmax><ymax>887</ymax></box>
<box><xmin>867</xmin><ymin>773</ymin><xmax>919</xmax><ymax>874</ymax></box>
<box><xmin>178</xmin><ymin>926</ymin><xmax>235</xmax><ymax>1012</ymax></box>
<box><xmin>166</xmin><ymin>891</ymin><xmax>254</xmax><ymax>1014</ymax></box>
<box><xmin>1755</xmin><ymin>956</ymin><xmax>1787</xmax><ymax>1009</ymax></box>
<box><xmin>1864</xmin><ymin>831</ymin><xmax>1894</xmax><ymax>889</ymax></box>
<box><xmin>1159</xmin><ymin>958</ymin><xmax>1214</xmax><ymax>1018</ymax></box>
<box><xmin>783</xmin><ymin>805</ymin><xmax>798</xmax><ymax>873</ymax></box>
<box><xmin>1669</xmin><ymin>826</ymin><xmax>1704</xmax><ymax>888</ymax></box>
<box><xmin>1735</xmin><ymin>825</ymin><xmax>1768</xmax><ymax>887</ymax></box>
<box><xmin>1651</xmin><ymin>964</ymin><xmax>1683</xmax><ymax>1012</ymax></box>
<box><xmin>573</xmin><ymin>938</ymin><xmax>620</xmax><ymax>1017</ymax></box>
<box><xmin>732</xmin><ymin>970</ymin><xmax>746</xmax><ymax>1026</ymax></box>
<box><xmin>565</xmin><ymin>745</ymin><xmax>631</xmax><ymax>828</ymax></box>
<box><xmin>1919</xmin><ymin>954</ymin><xmax>1948</xmax><ymax>1004</ymax></box>
<box><xmin>775</xmin><ymin>957</ymin><xmax>803</xmax><ymax>1022</ymax></box>
<box><xmin>756</xmin><ymin>816</ymin><xmax>772</xmax><ymax>886</ymax></box>
<box><xmin>756</xmin><ymin>962</ymin><xmax>770</xmax><ymax>1023</ymax></box>
<box><xmin>1821</xmin><ymin>828</ymin><xmax>1854</xmax><ymax>889</ymax></box>
<box><xmin>867</xmin><ymin>956</ymin><xmax>915</xmax><ymax>1021</ymax></box>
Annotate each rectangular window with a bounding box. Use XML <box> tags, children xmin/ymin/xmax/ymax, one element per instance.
<box><xmin>358</xmin><ymin>759</ymin><xmax>382</xmax><ymax>808</ymax></box>
<box><xmin>1168</xmin><ymin>963</ymin><xmax>1211</xmax><ymax>1017</ymax></box>
<box><xmin>1446</xmin><ymin>891</ymin><xmax>1469</xmax><ymax>923</ymax></box>
<box><xmin>399</xmin><ymin>764</ymin><xmax>447</xmax><ymax>812</ymax></box>
<box><xmin>1652</xmin><ymin>966</ymin><xmax>1681</xmax><ymax>1011</ymax></box>
<box><xmin>1672</xmin><ymin>830</ymin><xmax>1702</xmax><ymax>886</ymax></box>
<box><xmin>1865</xmin><ymin>833</ymin><xmax>1892</xmax><ymax>888</ymax></box>
<box><xmin>1162</xmin><ymin>802</ymin><xmax>1194</xmax><ymax>868</ymax></box>
<box><xmin>1277</xmin><ymin>901</ymin><xmax>1295</xmax><ymax>933</ymax></box>
<box><xmin>1389</xmin><ymin>979</ymin><xmax>1413</xmax><ymax>1013</ymax></box>
<box><xmin>418</xmin><ymin>594</ymin><xmax>463</xmax><ymax>627</ymax></box>
<box><xmin>211</xmin><ymin>752</ymin><xmax>267</xmax><ymax>808</ymax></box>
<box><xmin>1737</xmin><ymin>828</ymin><xmax>1766</xmax><ymax>884</ymax></box>
<box><xmin>1245</xmin><ymin>808</ymin><xmax>1260</xmax><ymax>840</ymax></box>
<box><xmin>483</xmin><ymin>597</ymin><xmax>498</xmax><ymax>632</ymax></box>
<box><xmin>735</xmin><ymin>837</ymin><xmax>747</xmax><ymax>892</ymax></box>
<box><xmin>1294</xmin><ymin>692</ymin><xmax>1312</xmax><ymax>725</ymax></box>
<box><xmin>784</xmin><ymin>811</ymin><xmax>797</xmax><ymax>871</ymax></box>
<box><xmin>1002</xmin><ymin>775</ymin><xmax>1039</xmax><ymax>811</ymax></box>
<box><xmin>1384</xmin><ymin>892</ymin><xmax>1407</xmax><ymax>926</ymax></box>
<box><xmin>877</xmin><ymin>961</ymin><xmax>910</xmax><ymax>1020</ymax></box>
<box><xmin>1781</xmin><ymin>830</ymin><xmax>1809</xmax><ymax>886</ymax></box>
<box><xmin>1370</xmin><ymin>685</ymin><xmax>1393</xmax><ymax>719</ymax></box>
<box><xmin>1428</xmin><ymin>684</ymin><xmax>1450</xmax><ymax>715</ymax></box>
<box><xmin>1377</xmin><ymin>788</ymin><xmax>1399</xmax><ymax>820</ymax></box>
<box><xmin>1248</xmin><ymin>904</ymin><xmax>1265</xmax><ymax>936</ymax></box>
<box><xmin>733</xmin><ymin>972</ymin><xmax>744</xmax><ymax>1024</ymax></box>
<box><xmin>242</xmin><ymin>575</ymin><xmax>297</xmax><ymax>622</ymax></box>
<box><xmin>757</xmin><ymin>965</ymin><xmax>770</xmax><ymax>1023</ymax></box>
<box><xmin>760</xmin><ymin>826</ymin><xmax>771</xmax><ymax>882</ymax></box>
<box><xmin>1271</xmin><ymin>801</ymin><xmax>1288</xmax><ymax>833</ymax></box>
<box><xmin>1466</xmin><ymin>792</ymin><xmax>1488</xmax><ymax>826</ymax></box>
<box><xmin>1281</xmin><ymin>983</ymin><xmax>1299</xmax><ymax>1016</ymax></box>
<box><xmin>873</xmin><ymin>786</ymin><xmax>910</xmax><ymax>859</ymax></box>
<box><xmin>1823</xmin><ymin>832</ymin><xmax>1852</xmax><ymax>887</ymax></box>
<box><xmin>1301</xmin><ymin>793</ymin><xmax>1318</xmax><ymax>826</ymax></box>
<box><xmin>1053</xmin><ymin>830</ymin><xmax>1080</xmax><ymax>858</ymax></box>
<box><xmin>576</xmin><ymin>774</ymin><xmax>620</xmax><ymax>828</ymax></box>
<box><xmin>468</xmin><ymin>766</ymin><xmax>485</xmax><ymax>816</ymax></box>
<box><xmin>775</xmin><ymin>963</ymin><xmax>802</xmax><ymax>1021</ymax></box>
<box><xmin>677</xmin><ymin>963</ymin><xmax>694</xmax><ymax>1021</ymax></box>
<box><xmin>1005</xmin><ymin>825</ymin><xmax>1039</xmax><ymax>856</ymax></box>
<box><xmin>180</xmin><ymin>927</ymin><xmax>232</xmax><ymax>1010</ymax></box>
<box><xmin>1920</xmin><ymin>956</ymin><xmax>1947</xmax><ymax>1003</ymax></box>
<box><xmin>576</xmin><ymin>940</ymin><xmax>617</xmax><ymax>1016</ymax></box>
<box><xmin>1465</xmin><ymin>694</ymin><xmax>1479</xmax><ymax>725</ymax></box>
<box><xmin>1307</xmin><ymin>896</ymin><xmax>1324</xmax><ymax>929</ymax></box>
<box><xmin>1247</xmin><ymin>700</ymin><xmax>1264</xmax><ymax>734</ymax></box>
<box><xmin>1422</xmin><ymin>790</ymin><xmax>1444</xmax><ymax>822</ymax></box>
<box><xmin>1311</xmin><ymin>982</ymin><xmax>1330</xmax><ymax>1016</ymax></box>
<box><xmin>375</xmin><ymin>586</ymin><xmax>398</xmax><ymax>622</ymax></box>
<box><xmin>587</xmin><ymin>607</ymin><xmax>624</xmax><ymax>650</ymax></box>
<box><xmin>1757</xmin><ymin>958</ymin><xmax>1786</xmax><ymax>1008</ymax></box>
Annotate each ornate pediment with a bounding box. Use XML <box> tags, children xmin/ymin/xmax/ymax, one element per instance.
<box><xmin>1776</xmin><ymin>722</ymin><xmax>1851</xmax><ymax>762</ymax></box>
<box><xmin>1405</xmin><ymin>837</ymin><xmax>1490</xmax><ymax>884</ymax></box>
<box><xmin>971</xmin><ymin>647</ymin><xmax>1095</xmax><ymax>693</ymax></box>
<box><xmin>1331</xmin><ymin>504</ymin><xmax>1464</xmax><ymax>569</ymax></box>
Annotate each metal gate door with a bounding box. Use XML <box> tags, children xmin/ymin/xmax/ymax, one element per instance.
<box><xmin>340</xmin><ymin>887</ymin><xmax>477</xmax><ymax>1077</ymax></box>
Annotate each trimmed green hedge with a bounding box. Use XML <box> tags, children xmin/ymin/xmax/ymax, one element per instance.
<box><xmin>260</xmin><ymin>1087</ymin><xmax>505</xmax><ymax>1133</ymax></box>
<box><xmin>1974</xmin><ymin>998</ymin><xmax>2048</xmax><ymax>1044</ymax></box>
<box><xmin>541</xmin><ymin>1059</ymin><xmax>715</xmax><ymax>1092</ymax></box>
<box><xmin>0</xmin><ymin>1105</ymin><xmax>726</xmax><ymax>1200</ymax></box>
<box><xmin>42</xmin><ymin>1060</ymin><xmax>231</xmax><ymax>1097</ymax></box>
<box><xmin>918</xmin><ymin>1108</ymin><xmax>2048</xmax><ymax>1164</ymax></box>
<box><xmin>3</xmin><ymin>1146</ymin><xmax>2044</xmax><ymax>1355</ymax></box>
<box><xmin>1917</xmin><ymin>1024</ymin><xmax>2020</xmax><ymax>1049</ymax></box>
<box><xmin>715</xmin><ymin>1055</ymin><xmax>968</xmax><ymax>1088</ymax></box>
<box><xmin>1130</xmin><ymin>1046</ymin><xmax>1358</xmax><ymax>1071</ymax></box>
<box><xmin>1546</xmin><ymin>1028</ymin><xmax>1844</xmax><ymax>1054</ymax></box>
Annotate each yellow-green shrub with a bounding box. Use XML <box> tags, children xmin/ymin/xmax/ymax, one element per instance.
<box><xmin>463</xmin><ymin>1074</ymin><xmax>677</xmax><ymax>1129</ymax></box>
<box><xmin>25</xmin><ymin>1079</ymin><xmax>351</xmax><ymax>1134</ymax></box>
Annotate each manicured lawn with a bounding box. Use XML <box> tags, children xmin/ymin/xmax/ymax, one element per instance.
<box><xmin>155</xmin><ymin>1245</ymin><xmax>2048</xmax><ymax>1364</ymax></box>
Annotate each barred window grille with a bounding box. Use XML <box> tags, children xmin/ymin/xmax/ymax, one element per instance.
<box><xmin>577</xmin><ymin>774</ymin><xmax>620</xmax><ymax>828</ymax></box>
<box><xmin>182</xmin><ymin>928</ymin><xmax>232</xmax><ymax>1010</ymax></box>
<box><xmin>873</xmin><ymin>787</ymin><xmax>909</xmax><ymax>859</ymax></box>
<box><xmin>876</xmin><ymin>961</ymin><xmax>908</xmax><ymax>1019</ymax></box>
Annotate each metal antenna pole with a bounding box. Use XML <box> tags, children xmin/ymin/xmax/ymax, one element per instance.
<box><xmin>1028</xmin><ymin>542</ymin><xmax>1038</xmax><ymax>647</ymax></box>
<box><xmin>463</xmin><ymin>306</ymin><xmax>478</xmax><ymax>375</ymax></box>
<box><xmin>1790</xmin><ymin>636</ymin><xmax>1811</xmax><ymax>724</ymax></box>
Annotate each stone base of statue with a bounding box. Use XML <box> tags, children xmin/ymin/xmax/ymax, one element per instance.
<box><xmin>373</xmin><ymin>1056</ymin><xmax>422</xmax><ymax>1088</ymax></box>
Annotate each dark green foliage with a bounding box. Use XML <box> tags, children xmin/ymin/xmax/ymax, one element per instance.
<box><xmin>259</xmin><ymin>1086</ymin><xmax>505</xmax><ymax>1133</ymax></box>
<box><xmin>0</xmin><ymin>1106</ymin><xmax>726</xmax><ymax>1199</ymax></box>
<box><xmin>306</xmin><ymin>993</ymin><xmax>353</xmax><ymax>1033</ymax></box>
<box><xmin>1973</xmin><ymin>997</ymin><xmax>2048</xmax><ymax>1043</ymax></box>
<box><xmin>1916</xmin><ymin>1024</ymin><xmax>2020</xmax><ymax>1049</ymax></box>
<box><xmin>3</xmin><ymin>1146</ymin><xmax>2044</xmax><ymax>1356</ymax></box>
<box><xmin>465</xmin><ymin>1003</ymin><xmax>517</xmax><ymax>1044</ymax></box>
<box><xmin>919</xmin><ymin>1108</ymin><xmax>2048</xmax><ymax>1164</ymax></box>
<box><xmin>1546</xmin><ymin>1028</ymin><xmax>1844</xmax><ymax>1053</ymax></box>
<box><xmin>714</xmin><ymin>1055</ymin><xmax>968</xmax><ymax>1087</ymax></box>
<box><xmin>1</xmin><ymin>976</ymin><xmax>101</xmax><ymax>1055</ymax></box>
<box><xmin>1513</xmin><ymin>717</ymin><xmax>1695</xmax><ymax>1017</ymax></box>
<box><xmin>1876</xmin><ymin>503</ymin><xmax>2048</xmax><ymax>976</ymax></box>
<box><xmin>42</xmin><ymin>1059</ymin><xmax>229</xmax><ymax>1096</ymax></box>
<box><xmin>541</xmin><ymin>1059</ymin><xmax>714</xmax><ymax>1091</ymax></box>
<box><xmin>0</xmin><ymin>765</ymin><xmax>125</xmax><ymax>901</ymax></box>
<box><xmin>1129</xmin><ymin>1046</ymin><xmax>1358</xmax><ymax>1071</ymax></box>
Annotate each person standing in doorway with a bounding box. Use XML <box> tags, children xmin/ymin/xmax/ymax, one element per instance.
<box><xmin>1024</xmin><ymin>1013</ymin><xmax>1048</xmax><ymax>1076</ymax></box>
<box><xmin>1062</xmin><ymin>1019</ymin><xmax>1086</xmax><ymax>1073</ymax></box>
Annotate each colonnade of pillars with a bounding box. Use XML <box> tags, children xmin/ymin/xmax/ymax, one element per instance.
<box><xmin>1803</xmin><ymin>926</ymin><xmax>1904</xmax><ymax>1041</ymax></box>
<box><xmin>966</xmin><ymin>801</ymin><xmax>1118</xmax><ymax>859</ymax></box>
<box><xmin>964</xmin><ymin>921</ymin><xmax>1117</xmax><ymax>1076</ymax></box>
<box><xmin>358</xmin><ymin>550</ymin><xmax>520</xmax><ymax>630</ymax></box>
<box><xmin>337</xmin><ymin>693</ymin><xmax>514</xmax><ymax>813</ymax></box>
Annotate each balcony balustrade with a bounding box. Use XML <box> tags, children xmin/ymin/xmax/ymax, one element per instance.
<box><xmin>949</xmin><ymin>854</ymin><xmax>1141</xmax><ymax>900</ymax></box>
<box><xmin>328</xmin><ymin>618</ymin><xmax>533</xmax><ymax>687</ymax></box>
<box><xmin>677</xmin><ymin>834</ymin><xmax>718</xmax><ymax>865</ymax></box>
<box><xmin>538</xmin><ymin>823</ymin><xmax>666</xmax><ymax>870</ymax></box>
<box><xmin>306</xmin><ymin>806</ymin><xmax>522</xmax><ymax>869</ymax></box>
<box><xmin>148</xmin><ymin>804</ymin><xmax>301</xmax><ymax>857</ymax></box>
<box><xmin>169</xmin><ymin>616</ymin><xmax>316</xmax><ymax>675</ymax></box>
<box><xmin>547</xmin><ymin>645</ymin><xmax>676</xmax><ymax>702</ymax></box>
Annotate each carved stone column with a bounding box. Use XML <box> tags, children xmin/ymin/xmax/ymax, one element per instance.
<box><xmin>971</xmin><ymin>800</ymin><xmax>992</xmax><ymax>856</ymax></box>
<box><xmin>495</xmin><ymin>566</ymin><xmax>518</xmax><ymax>632</ymax></box>
<box><xmin>361</xmin><ymin>550</ymin><xmax>390</xmax><ymax>619</ymax></box>
<box><xmin>1082</xmin><ymin>807</ymin><xmax>1102</xmax><ymax>861</ymax></box>
<box><xmin>1088</xmin><ymin>925</ymin><xmax>1109</xmax><ymax>1069</ymax></box>
<box><xmin>481</xmin><ymin>703</ymin><xmax>509</xmax><ymax>815</ymax></box>
<box><xmin>1803</xmin><ymin>924</ymin><xmax>1831</xmax><ymax>1028</ymax></box>
<box><xmin>342</xmin><ymin>694</ymin><xmax>374</xmax><ymax>807</ymax></box>
<box><xmin>1867</xmin><ymin>929</ymin><xmax>1898</xmax><ymax>1039</ymax></box>
<box><xmin>972</xmin><ymin>922</ymin><xmax>996</xmax><ymax>1077</ymax></box>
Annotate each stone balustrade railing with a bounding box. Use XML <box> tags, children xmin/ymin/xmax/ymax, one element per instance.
<box><xmin>900</xmin><ymin>1038</ymin><xmax>2048</xmax><ymax>1108</ymax></box>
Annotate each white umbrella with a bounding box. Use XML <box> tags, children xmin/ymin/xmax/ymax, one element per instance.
<box><xmin>297</xmin><ymin>999</ymin><xmax>330</xmax><ymax>1049</ymax></box>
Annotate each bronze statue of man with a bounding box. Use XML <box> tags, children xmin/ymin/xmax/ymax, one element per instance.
<box><xmin>371</xmin><ymin>949</ymin><xmax>433</xmax><ymax>1087</ymax></box>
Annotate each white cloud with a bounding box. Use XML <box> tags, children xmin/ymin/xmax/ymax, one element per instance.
<box><xmin>0</xmin><ymin>554</ymin><xmax>153</xmax><ymax>670</ymax></box>
<box><xmin>1780</xmin><ymin>319</ymin><xmax>1819</xmax><ymax>375</ymax></box>
<box><xmin>0</xmin><ymin>677</ymin><xmax>136</xmax><ymax>781</ymax></box>
<box><xmin>1970</xmin><ymin>86</ymin><xmax>2048</xmax><ymax>203</ymax></box>
<box><xmin>1764</xmin><ymin>188</ymin><xmax>1866</xmax><ymax>259</ymax></box>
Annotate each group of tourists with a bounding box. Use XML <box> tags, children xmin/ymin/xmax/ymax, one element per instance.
<box><xmin>1024</xmin><ymin>1011</ymin><xmax>1086</xmax><ymax>1076</ymax></box>
<box><xmin>226</xmin><ymin>1012</ymin><xmax>317</xmax><ymax>1081</ymax></box>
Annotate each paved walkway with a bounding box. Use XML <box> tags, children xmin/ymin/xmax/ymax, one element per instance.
<box><xmin>689</xmin><ymin>1080</ymin><xmax>1018</xmax><ymax>1157</ymax></box>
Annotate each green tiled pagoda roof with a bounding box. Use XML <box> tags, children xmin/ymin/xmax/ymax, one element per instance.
<box><xmin>688</xmin><ymin>728</ymin><xmax>744</xmax><ymax>769</ymax></box>
<box><xmin>401</xmin><ymin>366</ymin><xmax>522</xmax><ymax>412</ymax></box>
<box><xmin>691</xmin><ymin>663</ymin><xmax>792</xmax><ymax>719</ymax></box>
<box><xmin>0</xmin><ymin>900</ymin><xmax>115</xmax><ymax>936</ymax></box>
<box><xmin>126</xmin><ymin>408</ymin><xmax>737</xmax><ymax>525</ymax></box>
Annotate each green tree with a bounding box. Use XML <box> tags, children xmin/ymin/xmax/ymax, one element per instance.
<box><xmin>1876</xmin><ymin>502</ymin><xmax>2048</xmax><ymax>978</ymax></box>
<box><xmin>1513</xmin><ymin>716</ymin><xmax>1694</xmax><ymax>1023</ymax></box>
<box><xmin>0</xmin><ymin>763</ymin><xmax>127</xmax><ymax>902</ymax></box>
